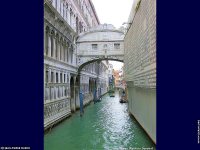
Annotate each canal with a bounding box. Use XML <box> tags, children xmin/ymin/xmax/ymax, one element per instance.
<box><xmin>44</xmin><ymin>90</ymin><xmax>155</xmax><ymax>150</ymax></box>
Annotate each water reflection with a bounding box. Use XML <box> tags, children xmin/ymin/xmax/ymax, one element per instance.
<box><xmin>44</xmin><ymin>90</ymin><xmax>155</xmax><ymax>150</ymax></box>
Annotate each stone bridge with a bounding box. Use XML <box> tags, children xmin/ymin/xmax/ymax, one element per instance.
<box><xmin>76</xmin><ymin>24</ymin><xmax>124</xmax><ymax>72</ymax></box>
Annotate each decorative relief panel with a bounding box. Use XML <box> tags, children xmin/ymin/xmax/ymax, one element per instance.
<box><xmin>44</xmin><ymin>98</ymin><xmax>70</xmax><ymax>121</ymax></box>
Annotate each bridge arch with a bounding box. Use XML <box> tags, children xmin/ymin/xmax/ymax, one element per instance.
<box><xmin>77</xmin><ymin>58</ymin><xmax>123</xmax><ymax>74</ymax></box>
<box><xmin>76</xmin><ymin>24</ymin><xmax>125</xmax><ymax>74</ymax></box>
<box><xmin>76</xmin><ymin>24</ymin><xmax>125</xmax><ymax>114</ymax></box>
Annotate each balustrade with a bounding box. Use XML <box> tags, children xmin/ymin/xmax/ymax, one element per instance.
<box><xmin>44</xmin><ymin>98</ymin><xmax>71</xmax><ymax>121</ymax></box>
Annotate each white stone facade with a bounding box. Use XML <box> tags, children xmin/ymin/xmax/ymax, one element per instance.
<box><xmin>44</xmin><ymin>0</ymin><xmax>109</xmax><ymax>130</ymax></box>
<box><xmin>77</xmin><ymin>24</ymin><xmax>124</xmax><ymax>67</ymax></box>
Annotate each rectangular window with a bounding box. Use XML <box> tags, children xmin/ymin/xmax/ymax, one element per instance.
<box><xmin>64</xmin><ymin>74</ymin><xmax>66</xmax><ymax>83</ymax></box>
<box><xmin>56</xmin><ymin>73</ymin><xmax>58</xmax><ymax>83</ymax></box>
<box><xmin>51</xmin><ymin>72</ymin><xmax>54</xmax><ymax>83</ymax></box>
<box><xmin>60</xmin><ymin>73</ymin><xmax>62</xmax><ymax>83</ymax></box>
<box><xmin>65</xmin><ymin>89</ymin><xmax>67</xmax><ymax>96</ymax></box>
<box><xmin>114</xmin><ymin>43</ymin><xmax>120</xmax><ymax>49</ymax></box>
<box><xmin>92</xmin><ymin>44</ymin><xmax>98</xmax><ymax>50</ymax></box>
<box><xmin>46</xmin><ymin>71</ymin><xmax>48</xmax><ymax>83</ymax></box>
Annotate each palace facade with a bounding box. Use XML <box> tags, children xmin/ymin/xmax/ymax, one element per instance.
<box><xmin>44</xmin><ymin>0</ymin><xmax>108</xmax><ymax>130</ymax></box>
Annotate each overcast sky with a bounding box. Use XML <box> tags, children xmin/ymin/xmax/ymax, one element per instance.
<box><xmin>91</xmin><ymin>0</ymin><xmax>134</xmax><ymax>29</ymax></box>
<box><xmin>91</xmin><ymin>0</ymin><xmax>134</xmax><ymax>70</ymax></box>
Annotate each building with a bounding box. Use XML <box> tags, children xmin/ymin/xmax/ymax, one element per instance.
<box><xmin>44</xmin><ymin>0</ymin><xmax>109</xmax><ymax>130</ymax></box>
<box><xmin>119</xmin><ymin>65</ymin><xmax>126</xmax><ymax>88</ymax></box>
<box><xmin>124</xmin><ymin>0</ymin><xmax>156</xmax><ymax>143</ymax></box>
<box><xmin>108</xmin><ymin>63</ymin><xmax>114</xmax><ymax>90</ymax></box>
<box><xmin>113</xmin><ymin>70</ymin><xmax>120</xmax><ymax>87</ymax></box>
<box><xmin>76</xmin><ymin>24</ymin><xmax>125</xmax><ymax>99</ymax></box>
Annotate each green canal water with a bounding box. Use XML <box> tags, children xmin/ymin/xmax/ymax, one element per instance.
<box><xmin>44</xmin><ymin>91</ymin><xmax>155</xmax><ymax>150</ymax></box>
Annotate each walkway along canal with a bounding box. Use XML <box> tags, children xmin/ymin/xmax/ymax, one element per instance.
<box><xmin>44</xmin><ymin>90</ymin><xmax>155</xmax><ymax>149</ymax></box>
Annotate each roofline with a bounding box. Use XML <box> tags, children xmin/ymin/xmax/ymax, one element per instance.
<box><xmin>127</xmin><ymin>0</ymin><xmax>140</xmax><ymax>27</ymax></box>
<box><xmin>88</xmin><ymin>0</ymin><xmax>100</xmax><ymax>25</ymax></box>
<box><xmin>78</xmin><ymin>29</ymin><xmax>124</xmax><ymax>38</ymax></box>
<box><xmin>77</xmin><ymin>40</ymin><xmax>124</xmax><ymax>43</ymax></box>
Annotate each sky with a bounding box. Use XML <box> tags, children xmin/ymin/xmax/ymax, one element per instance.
<box><xmin>91</xmin><ymin>0</ymin><xmax>134</xmax><ymax>29</ymax></box>
<box><xmin>109</xmin><ymin>61</ymin><xmax>124</xmax><ymax>70</ymax></box>
<box><xmin>91</xmin><ymin>0</ymin><xmax>134</xmax><ymax>70</ymax></box>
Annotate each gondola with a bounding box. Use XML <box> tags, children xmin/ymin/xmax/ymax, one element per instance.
<box><xmin>119</xmin><ymin>99</ymin><xmax>127</xmax><ymax>103</ymax></box>
<box><xmin>120</xmin><ymin>91</ymin><xmax>127</xmax><ymax>103</ymax></box>
<box><xmin>109</xmin><ymin>89</ymin><xmax>115</xmax><ymax>97</ymax></box>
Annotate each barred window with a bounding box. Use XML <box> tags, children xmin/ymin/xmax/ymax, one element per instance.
<box><xmin>92</xmin><ymin>44</ymin><xmax>98</xmax><ymax>50</ymax></box>
<box><xmin>114</xmin><ymin>43</ymin><xmax>120</xmax><ymax>49</ymax></box>
<box><xmin>56</xmin><ymin>73</ymin><xmax>58</xmax><ymax>83</ymax></box>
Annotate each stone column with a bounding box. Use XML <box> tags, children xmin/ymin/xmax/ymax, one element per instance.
<box><xmin>70</xmin><ymin>12</ymin><xmax>73</xmax><ymax>27</ymax></box>
<box><xmin>55</xmin><ymin>37</ymin><xmax>58</xmax><ymax>59</ymax></box>
<box><xmin>63</xmin><ymin>44</ymin><xmax>65</xmax><ymax>62</ymax></box>
<box><xmin>57</xmin><ymin>39</ymin><xmax>60</xmax><ymax>60</ymax></box>
<box><xmin>60</xmin><ymin>41</ymin><xmax>63</xmax><ymax>61</ymax></box>
<box><xmin>57</xmin><ymin>0</ymin><xmax>60</xmax><ymax>13</ymax></box>
<box><xmin>58</xmin><ymin>71</ymin><xmax>61</xmax><ymax>99</ymax></box>
<box><xmin>52</xmin><ymin>0</ymin><xmax>56</xmax><ymax>8</ymax></box>
<box><xmin>47</xmin><ymin>33</ymin><xmax>51</xmax><ymax>57</ymax></box>
<box><xmin>48</xmin><ymin>69</ymin><xmax>51</xmax><ymax>100</ymax></box>
<box><xmin>71</xmin><ymin>47</ymin><xmax>73</xmax><ymax>64</ymax></box>
<box><xmin>68</xmin><ymin>46</ymin><xmax>71</xmax><ymax>63</ymax></box>
<box><xmin>60</xmin><ymin>0</ymin><xmax>63</xmax><ymax>17</ymax></box>
<box><xmin>52</xmin><ymin>70</ymin><xmax>55</xmax><ymax>83</ymax></box>
<box><xmin>63</xmin><ymin>44</ymin><xmax>65</xmax><ymax>61</ymax></box>
<box><xmin>96</xmin><ymin>62</ymin><xmax>101</xmax><ymax>98</ymax></box>
<box><xmin>53</xmin><ymin>71</ymin><xmax>56</xmax><ymax>100</ymax></box>
<box><xmin>67</xmin><ymin>9</ymin><xmax>70</xmax><ymax>25</ymax></box>
<box><xmin>52</xmin><ymin>36</ymin><xmax>56</xmax><ymax>58</ymax></box>
<box><xmin>63</xmin><ymin>5</ymin><xmax>66</xmax><ymax>21</ymax></box>
<box><xmin>44</xmin><ymin>29</ymin><xmax>47</xmax><ymax>56</ymax></box>
<box><xmin>65</xmin><ymin>44</ymin><xmax>68</xmax><ymax>62</ymax></box>
<box><xmin>60</xmin><ymin>42</ymin><xmax>62</xmax><ymax>61</ymax></box>
<box><xmin>63</xmin><ymin>43</ymin><xmax>65</xmax><ymax>61</ymax></box>
<box><xmin>72</xmin><ymin>76</ymin><xmax>76</xmax><ymax>111</ymax></box>
<box><xmin>73</xmin><ymin>15</ymin><xmax>75</xmax><ymax>30</ymax></box>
